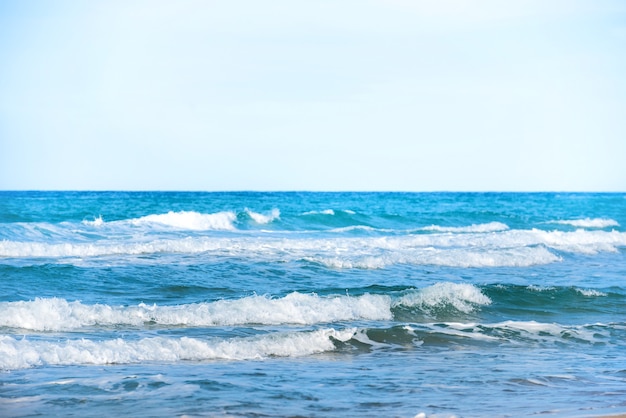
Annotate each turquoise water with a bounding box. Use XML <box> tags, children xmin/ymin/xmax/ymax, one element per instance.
<box><xmin>1</xmin><ymin>192</ymin><xmax>625</xmax><ymax>417</ymax></box>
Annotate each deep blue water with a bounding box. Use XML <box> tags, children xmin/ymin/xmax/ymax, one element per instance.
<box><xmin>1</xmin><ymin>192</ymin><xmax>625</xmax><ymax>417</ymax></box>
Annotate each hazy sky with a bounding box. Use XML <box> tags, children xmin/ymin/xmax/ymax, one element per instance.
<box><xmin>1</xmin><ymin>0</ymin><xmax>625</xmax><ymax>191</ymax></box>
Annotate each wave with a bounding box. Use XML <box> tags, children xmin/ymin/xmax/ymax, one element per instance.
<box><xmin>244</xmin><ymin>208</ymin><xmax>280</xmax><ymax>224</ymax></box>
<box><xmin>301</xmin><ymin>209</ymin><xmax>356</xmax><ymax>216</ymax></box>
<box><xmin>0</xmin><ymin>328</ymin><xmax>357</xmax><ymax>370</ymax></box>
<box><xmin>0</xmin><ymin>293</ymin><xmax>392</xmax><ymax>331</ymax></box>
<box><xmin>308</xmin><ymin>246</ymin><xmax>560</xmax><ymax>269</ymax></box>
<box><xmin>520</xmin><ymin>284</ymin><xmax>609</xmax><ymax>297</ymax></box>
<box><xmin>393</xmin><ymin>282</ymin><xmax>491</xmax><ymax>313</ymax></box>
<box><xmin>549</xmin><ymin>218</ymin><xmax>620</xmax><ymax>228</ymax></box>
<box><xmin>81</xmin><ymin>215</ymin><xmax>104</xmax><ymax>227</ymax></box>
<box><xmin>1</xmin><ymin>210</ymin><xmax>284</xmax><ymax>243</ymax></box>
<box><xmin>359</xmin><ymin>320</ymin><xmax>619</xmax><ymax>348</ymax></box>
<box><xmin>328</xmin><ymin>225</ymin><xmax>380</xmax><ymax>233</ymax></box>
<box><xmin>130</xmin><ymin>211</ymin><xmax>237</xmax><ymax>231</ymax></box>
<box><xmin>0</xmin><ymin>284</ymin><xmax>491</xmax><ymax>331</ymax></box>
<box><xmin>2</xmin><ymin>318</ymin><xmax>620</xmax><ymax>370</ymax></box>
<box><xmin>303</xmin><ymin>209</ymin><xmax>337</xmax><ymax>216</ymax></box>
<box><xmin>327</xmin><ymin>221</ymin><xmax>509</xmax><ymax>236</ymax></box>
<box><xmin>2</xmin><ymin>229</ymin><xmax>624</xmax><ymax>267</ymax></box>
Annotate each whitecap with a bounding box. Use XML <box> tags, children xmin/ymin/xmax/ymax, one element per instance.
<box><xmin>0</xmin><ymin>328</ymin><xmax>357</xmax><ymax>370</ymax></box>
<box><xmin>302</xmin><ymin>209</ymin><xmax>335</xmax><ymax>216</ymax></box>
<box><xmin>549</xmin><ymin>218</ymin><xmax>619</xmax><ymax>228</ymax></box>
<box><xmin>131</xmin><ymin>211</ymin><xmax>236</xmax><ymax>231</ymax></box>
<box><xmin>574</xmin><ymin>288</ymin><xmax>607</xmax><ymax>297</ymax></box>
<box><xmin>393</xmin><ymin>283</ymin><xmax>492</xmax><ymax>313</ymax></box>
<box><xmin>0</xmin><ymin>293</ymin><xmax>392</xmax><ymax>331</ymax></box>
<box><xmin>245</xmin><ymin>208</ymin><xmax>280</xmax><ymax>224</ymax></box>
<box><xmin>81</xmin><ymin>215</ymin><xmax>104</xmax><ymax>227</ymax></box>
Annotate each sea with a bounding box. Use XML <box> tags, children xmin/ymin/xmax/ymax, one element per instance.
<box><xmin>1</xmin><ymin>191</ymin><xmax>625</xmax><ymax>418</ymax></box>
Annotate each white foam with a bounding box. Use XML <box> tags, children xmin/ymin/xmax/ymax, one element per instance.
<box><xmin>245</xmin><ymin>208</ymin><xmax>280</xmax><ymax>224</ymax></box>
<box><xmin>131</xmin><ymin>211</ymin><xmax>236</xmax><ymax>231</ymax></box>
<box><xmin>81</xmin><ymin>215</ymin><xmax>104</xmax><ymax>227</ymax></box>
<box><xmin>575</xmin><ymin>288</ymin><xmax>607</xmax><ymax>297</ymax></box>
<box><xmin>530</xmin><ymin>229</ymin><xmax>625</xmax><ymax>254</ymax></box>
<box><xmin>526</xmin><ymin>285</ymin><xmax>555</xmax><ymax>292</ymax></box>
<box><xmin>422</xmin><ymin>222</ymin><xmax>509</xmax><ymax>233</ymax></box>
<box><xmin>309</xmin><ymin>246</ymin><xmax>560</xmax><ymax>269</ymax></box>
<box><xmin>0</xmin><ymin>238</ymin><xmax>211</xmax><ymax>258</ymax></box>
<box><xmin>490</xmin><ymin>320</ymin><xmax>600</xmax><ymax>343</ymax></box>
<box><xmin>0</xmin><ymin>293</ymin><xmax>393</xmax><ymax>331</ymax></box>
<box><xmin>328</xmin><ymin>225</ymin><xmax>379</xmax><ymax>233</ymax></box>
<box><xmin>2</xmin><ymin>228</ymin><xmax>624</xmax><ymax>268</ymax></box>
<box><xmin>393</xmin><ymin>283</ymin><xmax>492</xmax><ymax>313</ymax></box>
<box><xmin>550</xmin><ymin>218</ymin><xmax>620</xmax><ymax>228</ymax></box>
<box><xmin>0</xmin><ymin>328</ymin><xmax>357</xmax><ymax>370</ymax></box>
<box><xmin>303</xmin><ymin>209</ymin><xmax>335</xmax><ymax>216</ymax></box>
<box><xmin>414</xmin><ymin>320</ymin><xmax>607</xmax><ymax>345</ymax></box>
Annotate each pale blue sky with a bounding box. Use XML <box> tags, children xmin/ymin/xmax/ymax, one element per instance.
<box><xmin>1</xmin><ymin>0</ymin><xmax>625</xmax><ymax>191</ymax></box>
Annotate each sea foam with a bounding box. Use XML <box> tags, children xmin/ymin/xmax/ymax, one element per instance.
<box><xmin>550</xmin><ymin>218</ymin><xmax>619</xmax><ymax>228</ymax></box>
<box><xmin>421</xmin><ymin>222</ymin><xmax>509</xmax><ymax>233</ymax></box>
<box><xmin>0</xmin><ymin>328</ymin><xmax>357</xmax><ymax>370</ymax></box>
<box><xmin>0</xmin><ymin>293</ymin><xmax>393</xmax><ymax>331</ymax></box>
<box><xmin>406</xmin><ymin>320</ymin><xmax>611</xmax><ymax>346</ymax></box>
<box><xmin>0</xmin><ymin>284</ymin><xmax>493</xmax><ymax>332</ymax></box>
<box><xmin>131</xmin><ymin>211</ymin><xmax>237</xmax><ymax>230</ymax></box>
<box><xmin>1</xmin><ymin>228</ymin><xmax>624</xmax><ymax>268</ymax></box>
<box><xmin>394</xmin><ymin>283</ymin><xmax>492</xmax><ymax>313</ymax></box>
<box><xmin>245</xmin><ymin>208</ymin><xmax>280</xmax><ymax>224</ymax></box>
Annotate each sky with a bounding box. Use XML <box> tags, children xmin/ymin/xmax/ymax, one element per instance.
<box><xmin>0</xmin><ymin>0</ymin><xmax>625</xmax><ymax>191</ymax></box>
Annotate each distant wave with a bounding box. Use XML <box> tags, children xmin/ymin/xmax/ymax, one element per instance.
<box><xmin>2</xmin><ymin>229</ymin><xmax>625</xmax><ymax>267</ymax></box>
<box><xmin>549</xmin><ymin>218</ymin><xmax>619</xmax><ymax>228</ymax></box>
<box><xmin>307</xmin><ymin>246</ymin><xmax>561</xmax><ymax>269</ymax></box>
<box><xmin>421</xmin><ymin>222</ymin><xmax>509</xmax><ymax>233</ymax></box>
<box><xmin>302</xmin><ymin>209</ymin><xmax>356</xmax><ymax>216</ymax></box>
<box><xmin>303</xmin><ymin>209</ymin><xmax>336</xmax><ymax>216</ymax></box>
<box><xmin>130</xmin><ymin>211</ymin><xmax>237</xmax><ymax>230</ymax></box>
<box><xmin>329</xmin><ymin>225</ymin><xmax>380</xmax><ymax>233</ymax></box>
<box><xmin>82</xmin><ymin>209</ymin><xmax>280</xmax><ymax>231</ymax></box>
<box><xmin>327</xmin><ymin>222</ymin><xmax>508</xmax><ymax>235</ymax></box>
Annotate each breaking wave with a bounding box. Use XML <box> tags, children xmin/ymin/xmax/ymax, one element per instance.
<box><xmin>0</xmin><ymin>283</ymin><xmax>492</xmax><ymax>332</ymax></box>
<box><xmin>0</xmin><ymin>328</ymin><xmax>357</xmax><ymax>370</ymax></box>
<box><xmin>2</xmin><ymin>228</ymin><xmax>624</xmax><ymax>268</ymax></box>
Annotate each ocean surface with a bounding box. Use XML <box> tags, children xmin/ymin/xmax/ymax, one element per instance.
<box><xmin>1</xmin><ymin>191</ymin><xmax>625</xmax><ymax>417</ymax></box>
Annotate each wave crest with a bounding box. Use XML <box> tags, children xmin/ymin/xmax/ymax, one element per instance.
<box><xmin>393</xmin><ymin>283</ymin><xmax>492</xmax><ymax>314</ymax></box>
<box><xmin>0</xmin><ymin>328</ymin><xmax>356</xmax><ymax>370</ymax></box>
<box><xmin>0</xmin><ymin>294</ymin><xmax>393</xmax><ymax>331</ymax></box>
<box><xmin>245</xmin><ymin>208</ymin><xmax>280</xmax><ymax>224</ymax></box>
<box><xmin>132</xmin><ymin>211</ymin><xmax>236</xmax><ymax>231</ymax></box>
<box><xmin>549</xmin><ymin>218</ymin><xmax>619</xmax><ymax>228</ymax></box>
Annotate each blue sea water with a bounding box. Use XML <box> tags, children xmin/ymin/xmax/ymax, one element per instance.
<box><xmin>1</xmin><ymin>191</ymin><xmax>625</xmax><ymax>417</ymax></box>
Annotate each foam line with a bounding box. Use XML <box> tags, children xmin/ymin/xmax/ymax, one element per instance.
<box><xmin>0</xmin><ymin>328</ymin><xmax>357</xmax><ymax>370</ymax></box>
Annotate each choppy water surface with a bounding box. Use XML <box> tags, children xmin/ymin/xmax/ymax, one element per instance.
<box><xmin>1</xmin><ymin>192</ymin><xmax>625</xmax><ymax>417</ymax></box>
